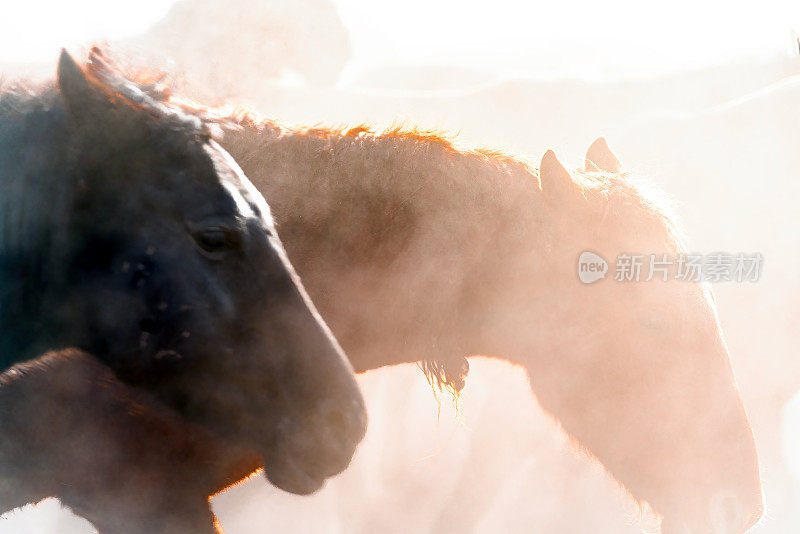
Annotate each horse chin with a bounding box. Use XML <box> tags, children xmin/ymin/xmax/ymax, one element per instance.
<box><xmin>262</xmin><ymin>455</ymin><xmax>327</xmax><ymax>495</ymax></box>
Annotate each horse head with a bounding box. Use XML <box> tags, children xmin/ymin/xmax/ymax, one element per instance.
<box><xmin>1</xmin><ymin>50</ymin><xmax>366</xmax><ymax>495</ymax></box>
<box><xmin>521</xmin><ymin>141</ymin><xmax>762</xmax><ymax>532</ymax></box>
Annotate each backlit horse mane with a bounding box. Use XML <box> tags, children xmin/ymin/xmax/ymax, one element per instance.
<box><xmin>0</xmin><ymin>48</ymin><xmax>215</xmax><ymax>136</ymax></box>
<box><xmin>220</xmin><ymin>111</ymin><xmax>686</xmax><ymax>393</ymax></box>
<box><xmin>229</xmin><ymin>111</ymin><xmax>683</xmax><ymax>249</ymax></box>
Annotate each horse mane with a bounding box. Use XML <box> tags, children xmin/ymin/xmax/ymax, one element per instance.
<box><xmin>225</xmin><ymin>109</ymin><xmax>680</xmax><ymax>229</ymax></box>
<box><xmin>225</xmin><ymin>109</ymin><xmax>685</xmax><ymax>259</ymax></box>
<box><xmin>572</xmin><ymin>168</ymin><xmax>685</xmax><ymax>251</ymax></box>
<box><xmin>218</xmin><ymin>112</ymin><xmax>686</xmax><ymax>396</ymax></box>
<box><xmin>226</xmin><ymin>110</ymin><xmax>538</xmax><ymax>178</ymax></box>
<box><xmin>0</xmin><ymin>47</ymin><xmax>223</xmax><ymax>136</ymax></box>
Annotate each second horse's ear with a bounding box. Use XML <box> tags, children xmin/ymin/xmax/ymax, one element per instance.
<box><xmin>585</xmin><ymin>137</ymin><xmax>623</xmax><ymax>173</ymax></box>
<box><xmin>540</xmin><ymin>149</ymin><xmax>578</xmax><ymax>202</ymax></box>
<box><xmin>57</xmin><ymin>49</ymin><xmax>109</xmax><ymax>123</ymax></box>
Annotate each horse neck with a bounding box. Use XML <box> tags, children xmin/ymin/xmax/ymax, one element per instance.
<box><xmin>0</xmin><ymin>104</ymin><xmax>72</xmax><ymax>367</ymax></box>
<box><xmin>224</xmin><ymin>125</ymin><xmax>547</xmax><ymax>371</ymax></box>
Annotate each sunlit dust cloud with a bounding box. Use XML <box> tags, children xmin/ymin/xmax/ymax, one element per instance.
<box><xmin>2</xmin><ymin>1</ymin><xmax>800</xmax><ymax>533</ymax></box>
<box><xmin>0</xmin><ymin>1</ymin><xmax>177</xmax><ymax>63</ymax></box>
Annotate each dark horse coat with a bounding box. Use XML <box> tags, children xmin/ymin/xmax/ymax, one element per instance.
<box><xmin>0</xmin><ymin>50</ymin><xmax>365</xmax><ymax>532</ymax></box>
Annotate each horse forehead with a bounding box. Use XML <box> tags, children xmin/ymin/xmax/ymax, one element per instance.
<box><xmin>203</xmin><ymin>140</ymin><xmax>274</xmax><ymax>225</ymax></box>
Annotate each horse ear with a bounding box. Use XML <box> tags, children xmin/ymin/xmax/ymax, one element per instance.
<box><xmin>540</xmin><ymin>150</ymin><xmax>576</xmax><ymax>200</ymax></box>
<box><xmin>585</xmin><ymin>137</ymin><xmax>622</xmax><ymax>173</ymax></box>
<box><xmin>57</xmin><ymin>49</ymin><xmax>108</xmax><ymax>121</ymax></box>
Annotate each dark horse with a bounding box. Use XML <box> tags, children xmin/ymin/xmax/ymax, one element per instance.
<box><xmin>3</xmin><ymin>60</ymin><xmax>761</xmax><ymax>532</ymax></box>
<box><xmin>0</xmin><ymin>50</ymin><xmax>366</xmax><ymax>531</ymax></box>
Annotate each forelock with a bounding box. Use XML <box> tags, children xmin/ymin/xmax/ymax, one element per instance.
<box><xmin>81</xmin><ymin>47</ymin><xmax>230</xmax><ymax>140</ymax></box>
<box><xmin>575</xmin><ymin>169</ymin><xmax>685</xmax><ymax>249</ymax></box>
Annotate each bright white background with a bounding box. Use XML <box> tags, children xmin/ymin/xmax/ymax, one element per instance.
<box><xmin>2</xmin><ymin>2</ymin><xmax>800</xmax><ymax>533</ymax></box>
<box><xmin>1</xmin><ymin>0</ymin><xmax>800</xmax><ymax>78</ymax></box>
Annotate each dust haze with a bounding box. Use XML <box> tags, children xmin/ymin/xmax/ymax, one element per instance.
<box><xmin>1</xmin><ymin>0</ymin><xmax>799</xmax><ymax>532</ymax></box>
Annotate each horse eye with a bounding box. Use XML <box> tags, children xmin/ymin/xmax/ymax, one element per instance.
<box><xmin>193</xmin><ymin>227</ymin><xmax>239</xmax><ymax>254</ymax></box>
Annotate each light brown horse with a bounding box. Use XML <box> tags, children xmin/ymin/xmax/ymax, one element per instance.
<box><xmin>220</xmin><ymin>122</ymin><xmax>762</xmax><ymax>532</ymax></box>
<box><xmin>1</xmin><ymin>95</ymin><xmax>762</xmax><ymax>531</ymax></box>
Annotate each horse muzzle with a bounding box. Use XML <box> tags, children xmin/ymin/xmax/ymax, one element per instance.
<box><xmin>260</xmin><ymin>395</ymin><xmax>367</xmax><ymax>495</ymax></box>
